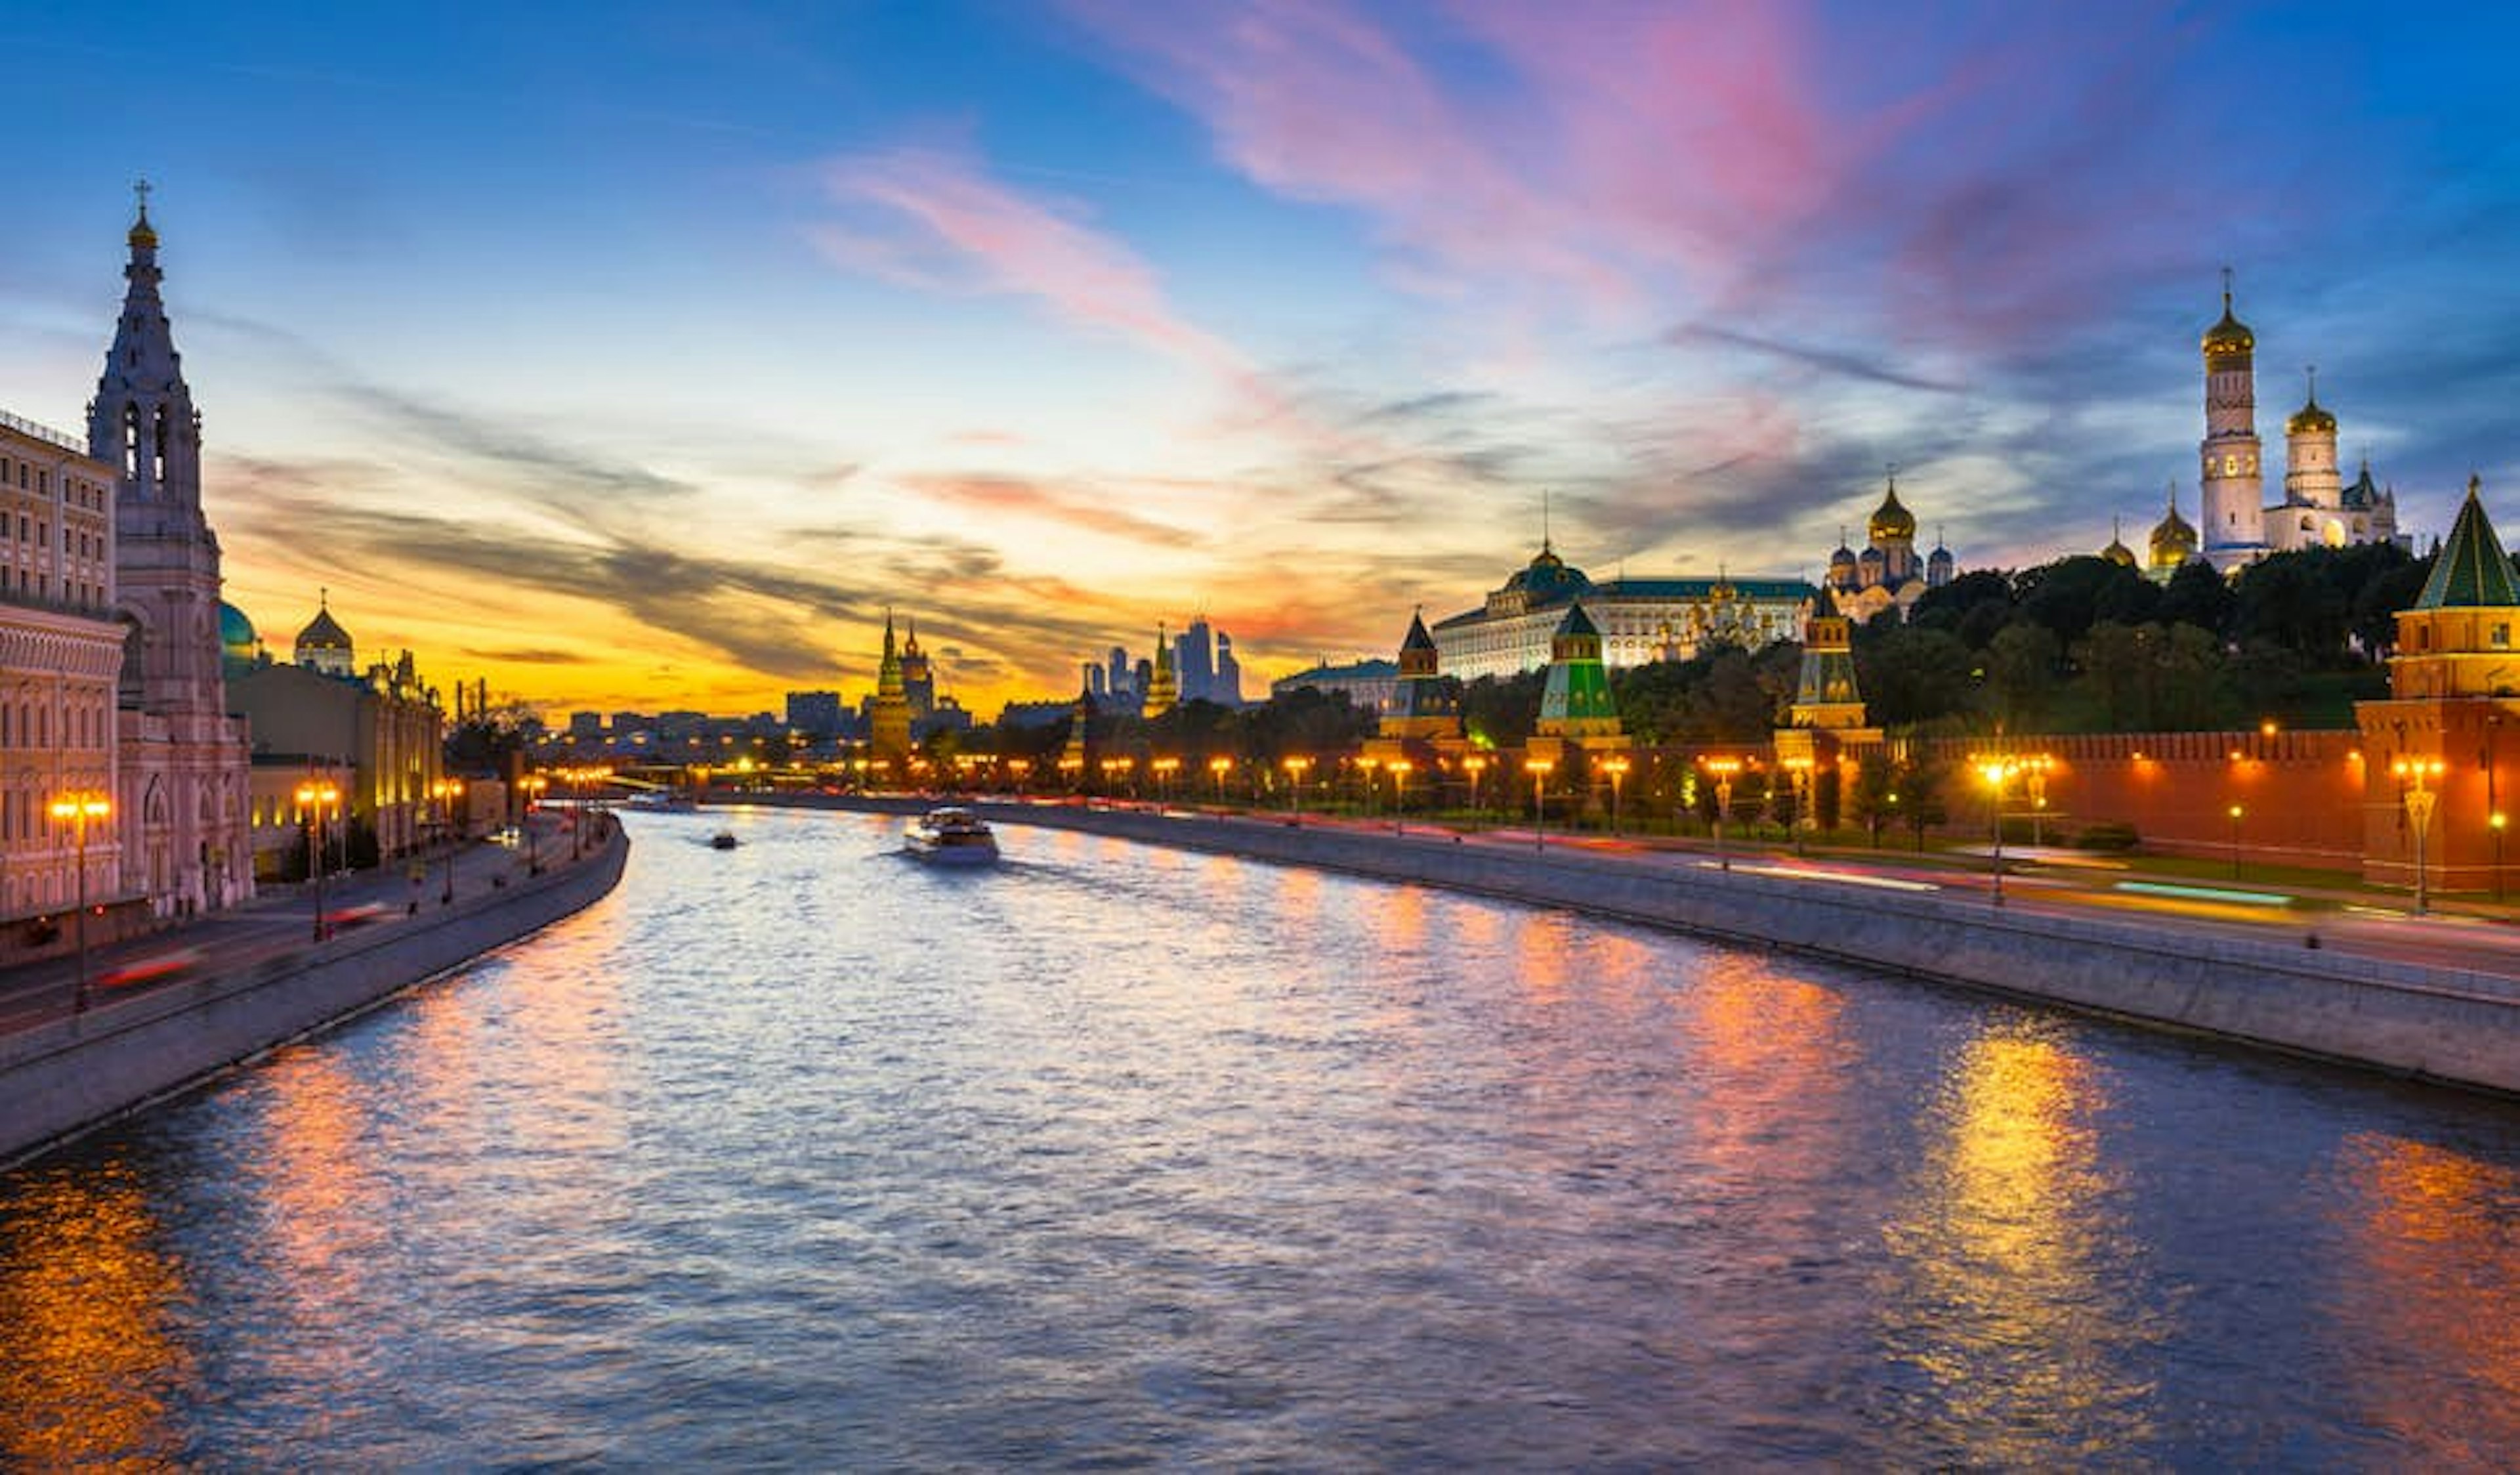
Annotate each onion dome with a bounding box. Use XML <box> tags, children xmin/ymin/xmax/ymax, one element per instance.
<box><xmin>296</xmin><ymin>603</ymin><xmax>351</xmax><ymax>652</ymax></box>
<box><xmin>2286</xmin><ymin>370</ymin><xmax>2336</xmax><ymax>436</ymax></box>
<box><xmin>1868</xmin><ymin>479</ymin><xmax>1916</xmax><ymax>542</ymax></box>
<box><xmin>2149</xmin><ymin>488</ymin><xmax>2199</xmax><ymax>570</ymax></box>
<box><xmin>2202</xmin><ymin>278</ymin><xmax>2253</xmax><ymax>360</ymax></box>
<box><xmin>219</xmin><ymin>601</ymin><xmax>255</xmax><ymax>654</ymax></box>
<box><xmin>2102</xmin><ymin>519</ymin><xmax>2137</xmax><ymax>567</ymax></box>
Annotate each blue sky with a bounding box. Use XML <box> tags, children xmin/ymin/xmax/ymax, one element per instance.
<box><xmin>1</xmin><ymin>1</ymin><xmax>2516</xmax><ymax>716</ymax></box>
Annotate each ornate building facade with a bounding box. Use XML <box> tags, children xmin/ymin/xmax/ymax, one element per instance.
<box><xmin>0</xmin><ymin>412</ymin><xmax>125</xmax><ymax>928</ymax></box>
<box><xmin>89</xmin><ymin>195</ymin><xmax>254</xmax><ymax>916</ymax></box>
<box><xmin>1432</xmin><ymin>540</ymin><xmax>1815</xmax><ymax>680</ymax></box>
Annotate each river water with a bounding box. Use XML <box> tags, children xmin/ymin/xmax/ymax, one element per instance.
<box><xmin>2</xmin><ymin>807</ymin><xmax>2515</xmax><ymax>1468</ymax></box>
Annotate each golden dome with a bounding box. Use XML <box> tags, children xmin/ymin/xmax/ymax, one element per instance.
<box><xmin>128</xmin><ymin>208</ymin><xmax>158</xmax><ymax>251</ymax></box>
<box><xmin>2286</xmin><ymin>396</ymin><xmax>2335</xmax><ymax>436</ymax></box>
<box><xmin>2149</xmin><ymin>498</ymin><xmax>2199</xmax><ymax>568</ymax></box>
<box><xmin>2202</xmin><ymin>284</ymin><xmax>2252</xmax><ymax>360</ymax></box>
<box><xmin>1868</xmin><ymin>481</ymin><xmax>1916</xmax><ymax>542</ymax></box>
<box><xmin>2102</xmin><ymin>536</ymin><xmax>2137</xmax><ymax>568</ymax></box>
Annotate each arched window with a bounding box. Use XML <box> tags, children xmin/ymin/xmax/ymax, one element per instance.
<box><xmin>153</xmin><ymin>407</ymin><xmax>171</xmax><ymax>484</ymax></box>
<box><xmin>123</xmin><ymin>402</ymin><xmax>142</xmax><ymax>481</ymax></box>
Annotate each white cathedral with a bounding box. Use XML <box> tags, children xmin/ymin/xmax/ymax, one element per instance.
<box><xmin>2190</xmin><ymin>278</ymin><xmax>2403</xmax><ymax>570</ymax></box>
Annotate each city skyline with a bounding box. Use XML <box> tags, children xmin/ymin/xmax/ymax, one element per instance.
<box><xmin>4</xmin><ymin>3</ymin><xmax>2519</xmax><ymax>716</ymax></box>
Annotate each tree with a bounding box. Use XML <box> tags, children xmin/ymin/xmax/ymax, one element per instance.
<box><xmin>1856</xmin><ymin>626</ymin><xmax>1977</xmax><ymax>728</ymax></box>
<box><xmin>1849</xmin><ymin>750</ymin><xmax>1897</xmax><ymax>846</ymax></box>
<box><xmin>1910</xmin><ymin>569</ymin><xmax>2015</xmax><ymax>648</ymax></box>
<box><xmin>1983</xmin><ymin>622</ymin><xmax>2063</xmax><ymax>729</ymax></box>
<box><xmin>1461</xmin><ymin>671</ymin><xmax>1545</xmax><ymax>750</ymax></box>
<box><xmin>1900</xmin><ymin>754</ymin><xmax>1950</xmax><ymax>851</ymax></box>
<box><xmin>2158</xmin><ymin>557</ymin><xmax>2236</xmax><ymax>636</ymax></box>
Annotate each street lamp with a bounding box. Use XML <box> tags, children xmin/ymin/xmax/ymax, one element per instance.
<box><xmin>1152</xmin><ymin>756</ymin><xmax>1181</xmax><ymax>805</ymax></box>
<box><xmin>432</xmin><ymin>777</ymin><xmax>466</xmax><ymax>905</ymax></box>
<box><xmin>1526</xmin><ymin>757</ymin><xmax>1554</xmax><ymax>852</ymax></box>
<box><xmin>1781</xmin><ymin>755</ymin><xmax>1813</xmax><ymax>856</ymax></box>
<box><xmin>2494</xmin><ymin>811</ymin><xmax>2509</xmax><ymax>904</ymax></box>
<box><xmin>1357</xmin><ymin>757</ymin><xmax>1379</xmax><ymax>822</ymax></box>
<box><xmin>2025</xmin><ymin>755</ymin><xmax>2053</xmax><ymax>847</ymax></box>
<box><xmin>2394</xmin><ymin>756</ymin><xmax>2445</xmax><ymax>913</ymax></box>
<box><xmin>295</xmin><ymin>780</ymin><xmax>341</xmax><ymax>939</ymax></box>
<box><xmin>2228</xmin><ymin>803</ymin><xmax>2244</xmax><ymax>880</ymax></box>
<box><xmin>48</xmin><ymin>790</ymin><xmax>110</xmax><ymax>1014</ymax></box>
<box><xmin>1282</xmin><ymin>756</ymin><xmax>1312</xmax><ymax>824</ymax></box>
<box><xmin>1974</xmin><ymin>757</ymin><xmax>2017</xmax><ymax>905</ymax></box>
<box><xmin>520</xmin><ymin>775</ymin><xmax>549</xmax><ymax>874</ymax></box>
<box><xmin>1601</xmin><ymin>756</ymin><xmax>1630</xmax><ymax>836</ymax></box>
<box><xmin>1463</xmin><ymin>754</ymin><xmax>1488</xmax><ymax>833</ymax></box>
<box><xmin>1703</xmin><ymin>757</ymin><xmax>1741</xmax><ymax>870</ymax></box>
<box><xmin>1209</xmin><ymin>755</ymin><xmax>1232</xmax><ymax>807</ymax></box>
<box><xmin>1388</xmin><ymin>759</ymin><xmax>1412</xmax><ymax>834</ymax></box>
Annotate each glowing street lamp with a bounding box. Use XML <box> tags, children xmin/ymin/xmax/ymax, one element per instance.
<box><xmin>1702</xmin><ymin>756</ymin><xmax>1741</xmax><ymax>871</ymax></box>
<box><xmin>48</xmin><ymin>790</ymin><xmax>110</xmax><ymax>1014</ymax></box>
<box><xmin>1974</xmin><ymin>756</ymin><xmax>2018</xmax><ymax>905</ymax></box>
<box><xmin>432</xmin><ymin>777</ymin><xmax>467</xmax><ymax>905</ymax></box>
<box><xmin>1388</xmin><ymin>759</ymin><xmax>1413</xmax><ymax>834</ymax></box>
<box><xmin>1526</xmin><ymin>756</ymin><xmax>1555</xmax><ymax>852</ymax></box>
<box><xmin>1358</xmin><ymin>756</ymin><xmax>1380</xmax><ymax>821</ymax></box>
<box><xmin>2494</xmin><ymin>811</ymin><xmax>2508</xmax><ymax>905</ymax></box>
<box><xmin>2394</xmin><ymin>756</ymin><xmax>2446</xmax><ymax>914</ymax></box>
<box><xmin>295</xmin><ymin>779</ymin><xmax>341</xmax><ymax>939</ymax></box>
<box><xmin>1282</xmin><ymin>756</ymin><xmax>1312</xmax><ymax>824</ymax></box>
<box><xmin>1152</xmin><ymin>756</ymin><xmax>1181</xmax><ymax>805</ymax></box>
<box><xmin>1601</xmin><ymin>755</ymin><xmax>1631</xmax><ymax>836</ymax></box>
<box><xmin>1209</xmin><ymin>755</ymin><xmax>1232</xmax><ymax>805</ymax></box>
<box><xmin>2228</xmin><ymin>803</ymin><xmax>2245</xmax><ymax>880</ymax></box>
<box><xmin>1463</xmin><ymin>754</ymin><xmax>1489</xmax><ymax>832</ymax></box>
<box><xmin>1780</xmin><ymin>754</ymin><xmax>1813</xmax><ymax>856</ymax></box>
<box><xmin>2025</xmin><ymin>755</ymin><xmax>2054</xmax><ymax>847</ymax></box>
<box><xmin>520</xmin><ymin>775</ymin><xmax>549</xmax><ymax>874</ymax></box>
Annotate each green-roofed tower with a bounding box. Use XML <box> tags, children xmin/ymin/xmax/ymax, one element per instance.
<box><xmin>1536</xmin><ymin>602</ymin><xmax>1624</xmax><ymax>738</ymax></box>
<box><xmin>2413</xmin><ymin>475</ymin><xmax>2520</xmax><ymax>611</ymax></box>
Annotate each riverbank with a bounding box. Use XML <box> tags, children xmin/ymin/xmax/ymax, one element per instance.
<box><xmin>0</xmin><ymin>819</ymin><xmax>630</xmax><ymax>1167</ymax></box>
<box><xmin>740</xmin><ymin>793</ymin><xmax>2520</xmax><ymax>1097</ymax></box>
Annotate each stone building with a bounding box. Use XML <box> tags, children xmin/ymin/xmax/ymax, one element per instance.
<box><xmin>1433</xmin><ymin>538</ymin><xmax>1815</xmax><ymax>679</ymax></box>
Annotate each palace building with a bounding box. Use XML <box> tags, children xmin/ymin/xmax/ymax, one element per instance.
<box><xmin>1431</xmin><ymin>539</ymin><xmax>1815</xmax><ymax>681</ymax></box>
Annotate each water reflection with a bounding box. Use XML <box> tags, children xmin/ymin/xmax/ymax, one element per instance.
<box><xmin>2330</xmin><ymin>1132</ymin><xmax>2520</xmax><ymax>1463</ymax></box>
<box><xmin>1879</xmin><ymin>1022</ymin><xmax>2160</xmax><ymax>1460</ymax></box>
<box><xmin>0</xmin><ymin>1162</ymin><xmax>191</xmax><ymax>1466</ymax></box>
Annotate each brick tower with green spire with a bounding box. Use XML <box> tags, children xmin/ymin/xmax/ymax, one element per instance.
<box><xmin>872</xmin><ymin>610</ymin><xmax>912</xmax><ymax>769</ymax></box>
<box><xmin>2355</xmin><ymin>475</ymin><xmax>2520</xmax><ymax>893</ymax></box>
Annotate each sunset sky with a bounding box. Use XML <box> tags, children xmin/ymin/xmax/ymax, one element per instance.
<box><xmin>3</xmin><ymin>1</ymin><xmax>2518</xmax><ymax>719</ymax></box>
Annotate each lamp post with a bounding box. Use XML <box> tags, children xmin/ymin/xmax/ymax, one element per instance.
<box><xmin>2227</xmin><ymin>803</ymin><xmax>2244</xmax><ymax>880</ymax></box>
<box><xmin>1526</xmin><ymin>756</ymin><xmax>1554</xmax><ymax>852</ymax></box>
<box><xmin>1781</xmin><ymin>755</ymin><xmax>1813</xmax><ymax>857</ymax></box>
<box><xmin>1282</xmin><ymin>756</ymin><xmax>1312</xmax><ymax>824</ymax></box>
<box><xmin>520</xmin><ymin>775</ymin><xmax>549</xmax><ymax>874</ymax></box>
<box><xmin>1463</xmin><ymin>755</ymin><xmax>1488</xmax><ymax>833</ymax></box>
<box><xmin>2494</xmin><ymin>811</ymin><xmax>2508</xmax><ymax>905</ymax></box>
<box><xmin>2395</xmin><ymin>756</ymin><xmax>2445</xmax><ymax>913</ymax></box>
<box><xmin>1975</xmin><ymin>757</ymin><xmax>2016</xmax><ymax>905</ymax></box>
<box><xmin>1152</xmin><ymin>756</ymin><xmax>1180</xmax><ymax>806</ymax></box>
<box><xmin>296</xmin><ymin>780</ymin><xmax>340</xmax><ymax>939</ymax></box>
<box><xmin>1209</xmin><ymin>755</ymin><xmax>1232</xmax><ymax>807</ymax></box>
<box><xmin>2026</xmin><ymin>756</ymin><xmax>2053</xmax><ymax>847</ymax></box>
<box><xmin>1601</xmin><ymin>756</ymin><xmax>1630</xmax><ymax>837</ymax></box>
<box><xmin>49</xmin><ymin>790</ymin><xmax>110</xmax><ymax>1014</ymax></box>
<box><xmin>432</xmin><ymin>777</ymin><xmax>465</xmax><ymax>905</ymax></box>
<box><xmin>1388</xmin><ymin>759</ymin><xmax>1412</xmax><ymax>834</ymax></box>
<box><xmin>1703</xmin><ymin>757</ymin><xmax>1740</xmax><ymax>870</ymax></box>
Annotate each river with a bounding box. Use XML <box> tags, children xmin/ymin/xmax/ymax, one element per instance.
<box><xmin>3</xmin><ymin>806</ymin><xmax>2514</xmax><ymax>1467</ymax></box>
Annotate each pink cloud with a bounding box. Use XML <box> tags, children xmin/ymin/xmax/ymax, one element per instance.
<box><xmin>816</xmin><ymin>147</ymin><xmax>1252</xmax><ymax>380</ymax></box>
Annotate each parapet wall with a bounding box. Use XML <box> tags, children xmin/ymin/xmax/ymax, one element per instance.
<box><xmin>0</xmin><ymin>826</ymin><xmax>629</xmax><ymax>1167</ymax></box>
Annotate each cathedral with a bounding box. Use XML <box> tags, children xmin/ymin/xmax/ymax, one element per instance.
<box><xmin>2194</xmin><ymin>279</ymin><xmax>2403</xmax><ymax>570</ymax></box>
<box><xmin>1824</xmin><ymin>475</ymin><xmax>1955</xmax><ymax>622</ymax></box>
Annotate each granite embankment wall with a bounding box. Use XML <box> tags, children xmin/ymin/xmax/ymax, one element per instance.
<box><xmin>0</xmin><ymin>826</ymin><xmax>629</xmax><ymax>1167</ymax></box>
<box><xmin>753</xmin><ymin>794</ymin><xmax>2520</xmax><ymax>1096</ymax></box>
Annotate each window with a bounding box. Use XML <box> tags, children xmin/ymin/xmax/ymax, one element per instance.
<box><xmin>2494</xmin><ymin>624</ymin><xmax>2511</xmax><ymax>649</ymax></box>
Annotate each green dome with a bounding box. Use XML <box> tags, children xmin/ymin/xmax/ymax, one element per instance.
<box><xmin>219</xmin><ymin>601</ymin><xmax>255</xmax><ymax>652</ymax></box>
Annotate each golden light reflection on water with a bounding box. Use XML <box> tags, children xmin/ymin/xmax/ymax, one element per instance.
<box><xmin>1880</xmin><ymin>1024</ymin><xmax>2157</xmax><ymax>1459</ymax></box>
<box><xmin>2330</xmin><ymin>1132</ymin><xmax>2520</xmax><ymax>1463</ymax></box>
<box><xmin>0</xmin><ymin>1163</ymin><xmax>191</xmax><ymax>1468</ymax></box>
<box><xmin>249</xmin><ymin>1043</ymin><xmax>394</xmax><ymax>1386</ymax></box>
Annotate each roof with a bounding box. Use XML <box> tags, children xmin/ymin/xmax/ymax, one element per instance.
<box><xmin>295</xmin><ymin>604</ymin><xmax>352</xmax><ymax>650</ymax></box>
<box><xmin>1431</xmin><ymin>574</ymin><xmax>1816</xmax><ymax>630</ymax></box>
<box><xmin>2414</xmin><ymin>477</ymin><xmax>2520</xmax><ymax>610</ymax></box>
<box><xmin>1276</xmin><ymin>658</ymin><xmax>1400</xmax><ymax>685</ymax></box>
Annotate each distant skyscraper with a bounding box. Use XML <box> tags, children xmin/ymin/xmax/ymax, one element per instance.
<box><xmin>1175</xmin><ymin>616</ymin><xmax>1215</xmax><ymax>704</ymax></box>
<box><xmin>1085</xmin><ymin>662</ymin><xmax>1105</xmax><ymax>698</ymax></box>
<box><xmin>1213</xmin><ymin>631</ymin><xmax>1243</xmax><ymax>706</ymax></box>
<box><xmin>1108</xmin><ymin>645</ymin><xmax>1131</xmax><ymax>698</ymax></box>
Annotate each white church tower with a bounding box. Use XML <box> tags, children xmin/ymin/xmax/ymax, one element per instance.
<box><xmin>87</xmin><ymin>186</ymin><xmax>253</xmax><ymax>914</ymax></box>
<box><xmin>2198</xmin><ymin>272</ymin><xmax>2266</xmax><ymax>569</ymax></box>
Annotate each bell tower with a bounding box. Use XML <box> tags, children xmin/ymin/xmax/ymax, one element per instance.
<box><xmin>89</xmin><ymin>182</ymin><xmax>224</xmax><ymax>718</ymax></box>
<box><xmin>2198</xmin><ymin>270</ymin><xmax>2266</xmax><ymax>568</ymax></box>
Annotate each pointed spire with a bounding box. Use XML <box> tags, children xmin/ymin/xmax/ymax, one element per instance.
<box><xmin>2221</xmin><ymin>264</ymin><xmax>2234</xmax><ymax>314</ymax></box>
<box><xmin>2414</xmin><ymin>475</ymin><xmax>2520</xmax><ymax>610</ymax></box>
<box><xmin>129</xmin><ymin>177</ymin><xmax>158</xmax><ymax>251</ymax></box>
<box><xmin>1541</xmin><ymin>489</ymin><xmax>1552</xmax><ymax>555</ymax></box>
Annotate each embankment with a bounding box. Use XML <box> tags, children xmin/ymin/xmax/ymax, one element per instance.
<box><xmin>0</xmin><ymin>824</ymin><xmax>630</xmax><ymax>1166</ymax></box>
<box><xmin>750</xmin><ymin>794</ymin><xmax>2520</xmax><ymax>1097</ymax></box>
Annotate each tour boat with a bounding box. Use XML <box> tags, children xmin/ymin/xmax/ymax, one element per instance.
<box><xmin>905</xmin><ymin>807</ymin><xmax>999</xmax><ymax>864</ymax></box>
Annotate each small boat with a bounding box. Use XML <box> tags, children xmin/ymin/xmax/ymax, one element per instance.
<box><xmin>709</xmin><ymin>830</ymin><xmax>740</xmax><ymax>850</ymax></box>
<box><xmin>905</xmin><ymin>807</ymin><xmax>999</xmax><ymax>864</ymax></box>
